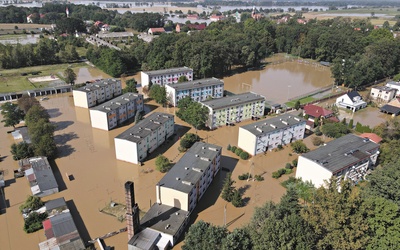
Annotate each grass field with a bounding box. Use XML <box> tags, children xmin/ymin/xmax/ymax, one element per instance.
<box><xmin>285</xmin><ymin>96</ymin><xmax>316</xmax><ymax>108</ymax></box>
<box><xmin>0</xmin><ymin>62</ymin><xmax>87</xmax><ymax>93</ymax></box>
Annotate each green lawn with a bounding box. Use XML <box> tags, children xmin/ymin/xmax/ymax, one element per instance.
<box><xmin>0</xmin><ymin>62</ymin><xmax>87</xmax><ymax>93</ymax></box>
<box><xmin>286</xmin><ymin>96</ymin><xmax>316</xmax><ymax>108</ymax></box>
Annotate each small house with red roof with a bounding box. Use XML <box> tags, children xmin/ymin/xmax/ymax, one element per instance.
<box><xmin>303</xmin><ymin>104</ymin><xmax>339</xmax><ymax>129</ymax></box>
<box><xmin>360</xmin><ymin>133</ymin><xmax>382</xmax><ymax>144</ymax></box>
<box><xmin>176</xmin><ymin>23</ymin><xmax>206</xmax><ymax>33</ymax></box>
<box><xmin>94</xmin><ymin>21</ymin><xmax>104</xmax><ymax>28</ymax></box>
<box><xmin>210</xmin><ymin>15</ymin><xmax>225</xmax><ymax>22</ymax></box>
<box><xmin>101</xmin><ymin>24</ymin><xmax>110</xmax><ymax>31</ymax></box>
<box><xmin>187</xmin><ymin>14</ymin><xmax>199</xmax><ymax>20</ymax></box>
<box><xmin>148</xmin><ymin>27</ymin><xmax>166</xmax><ymax>35</ymax></box>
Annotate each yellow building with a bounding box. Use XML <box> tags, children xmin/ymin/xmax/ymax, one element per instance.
<box><xmin>156</xmin><ymin>142</ymin><xmax>222</xmax><ymax>212</ymax></box>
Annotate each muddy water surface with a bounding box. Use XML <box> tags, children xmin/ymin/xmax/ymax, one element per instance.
<box><xmin>223</xmin><ymin>60</ymin><xmax>334</xmax><ymax>104</ymax></box>
<box><xmin>75</xmin><ymin>67</ymin><xmax>111</xmax><ymax>84</ymax></box>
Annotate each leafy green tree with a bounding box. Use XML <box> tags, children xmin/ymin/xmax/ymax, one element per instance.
<box><xmin>320</xmin><ymin>122</ymin><xmax>349</xmax><ymax>138</ymax></box>
<box><xmin>34</xmin><ymin>134</ymin><xmax>57</xmax><ymax>159</ymax></box>
<box><xmin>1</xmin><ymin>102</ymin><xmax>24</xmax><ymax>129</ymax></box>
<box><xmin>301</xmin><ymin>179</ymin><xmax>369</xmax><ymax>250</ymax></box>
<box><xmin>149</xmin><ymin>85</ymin><xmax>167</xmax><ymax>105</ymax></box>
<box><xmin>10</xmin><ymin>142</ymin><xmax>34</xmax><ymax>160</ymax></box>
<box><xmin>294</xmin><ymin>100</ymin><xmax>301</xmax><ymax>110</ymax></box>
<box><xmin>178</xmin><ymin>75</ymin><xmax>188</xmax><ymax>83</ymax></box>
<box><xmin>278</xmin><ymin>186</ymin><xmax>301</xmax><ymax>216</ymax></box>
<box><xmin>361</xmin><ymin>197</ymin><xmax>400</xmax><ymax>250</ymax></box>
<box><xmin>134</xmin><ymin>110</ymin><xmax>143</xmax><ymax>124</ymax></box>
<box><xmin>180</xmin><ymin>133</ymin><xmax>200</xmax><ymax>150</ymax></box>
<box><xmin>231</xmin><ymin>189</ymin><xmax>243</xmax><ymax>207</ymax></box>
<box><xmin>291</xmin><ymin>140</ymin><xmax>309</xmax><ymax>154</ymax></box>
<box><xmin>176</xmin><ymin>97</ymin><xmax>209</xmax><ymax>130</ymax></box>
<box><xmin>155</xmin><ymin>155</ymin><xmax>171</xmax><ymax>173</ymax></box>
<box><xmin>24</xmin><ymin>105</ymin><xmax>50</xmax><ymax>127</ymax></box>
<box><xmin>17</xmin><ymin>95</ymin><xmax>39</xmax><ymax>114</ymax></box>
<box><xmin>19</xmin><ymin>196</ymin><xmax>44</xmax><ymax>213</ymax></box>
<box><xmin>221</xmin><ymin>173</ymin><xmax>235</xmax><ymax>202</ymax></box>
<box><xmin>222</xmin><ymin>228</ymin><xmax>252</xmax><ymax>250</ymax></box>
<box><xmin>23</xmin><ymin>212</ymin><xmax>48</xmax><ymax>233</ymax></box>
<box><xmin>55</xmin><ymin>17</ymin><xmax>86</xmax><ymax>34</ymax></box>
<box><xmin>182</xmin><ymin>220</ymin><xmax>228</xmax><ymax>250</ymax></box>
<box><xmin>123</xmin><ymin>79</ymin><xmax>138</xmax><ymax>94</ymax></box>
<box><xmin>64</xmin><ymin>67</ymin><xmax>76</xmax><ymax>85</ymax></box>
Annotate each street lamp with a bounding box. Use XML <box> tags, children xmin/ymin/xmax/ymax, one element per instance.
<box><xmin>287</xmin><ymin>85</ymin><xmax>291</xmax><ymax>101</ymax></box>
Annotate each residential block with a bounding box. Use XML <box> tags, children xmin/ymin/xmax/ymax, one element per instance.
<box><xmin>141</xmin><ymin>67</ymin><xmax>193</xmax><ymax>88</ymax></box>
<box><xmin>89</xmin><ymin>93</ymin><xmax>144</xmax><ymax>131</ymax></box>
<box><xmin>114</xmin><ymin>112</ymin><xmax>174</xmax><ymax>164</ymax></box>
<box><xmin>73</xmin><ymin>79</ymin><xmax>122</xmax><ymax>108</ymax></box>
<box><xmin>238</xmin><ymin>114</ymin><xmax>306</xmax><ymax>155</ymax></box>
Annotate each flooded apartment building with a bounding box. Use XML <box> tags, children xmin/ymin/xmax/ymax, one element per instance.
<box><xmin>238</xmin><ymin>114</ymin><xmax>306</xmax><ymax>155</ymax></box>
<box><xmin>141</xmin><ymin>67</ymin><xmax>193</xmax><ymax>87</ymax></box>
<box><xmin>89</xmin><ymin>93</ymin><xmax>144</xmax><ymax>130</ymax></box>
<box><xmin>296</xmin><ymin>134</ymin><xmax>380</xmax><ymax>188</ymax></box>
<box><xmin>73</xmin><ymin>79</ymin><xmax>122</xmax><ymax>108</ymax></box>
<box><xmin>156</xmin><ymin>142</ymin><xmax>222</xmax><ymax>212</ymax></box>
<box><xmin>165</xmin><ymin>77</ymin><xmax>224</xmax><ymax>106</ymax></box>
<box><xmin>114</xmin><ymin>112</ymin><xmax>174</xmax><ymax>164</ymax></box>
<box><xmin>201</xmin><ymin>92</ymin><xmax>265</xmax><ymax>129</ymax></box>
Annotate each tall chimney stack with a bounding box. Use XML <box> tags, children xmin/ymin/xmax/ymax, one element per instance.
<box><xmin>125</xmin><ymin>181</ymin><xmax>140</xmax><ymax>241</ymax></box>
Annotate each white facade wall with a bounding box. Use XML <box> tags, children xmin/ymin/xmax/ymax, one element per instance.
<box><xmin>157</xmin><ymin>187</ymin><xmax>189</xmax><ymax>211</ymax></box>
<box><xmin>166</xmin><ymin>83</ymin><xmax>224</xmax><ymax>107</ymax></box>
<box><xmin>238</xmin><ymin>128</ymin><xmax>257</xmax><ymax>155</ymax></box>
<box><xmin>370</xmin><ymin>87</ymin><xmax>396</xmax><ymax>102</ymax></box>
<box><xmin>141</xmin><ymin>69</ymin><xmax>193</xmax><ymax>87</ymax></box>
<box><xmin>89</xmin><ymin>110</ymin><xmax>110</xmax><ymax>130</ymax></box>
<box><xmin>295</xmin><ymin>156</ymin><xmax>333</xmax><ymax>188</ymax></box>
<box><xmin>386</xmin><ymin>82</ymin><xmax>400</xmax><ymax>95</ymax></box>
<box><xmin>115</xmin><ymin>138</ymin><xmax>139</xmax><ymax>164</ymax></box>
<box><xmin>72</xmin><ymin>90</ymin><xmax>90</xmax><ymax>108</ymax></box>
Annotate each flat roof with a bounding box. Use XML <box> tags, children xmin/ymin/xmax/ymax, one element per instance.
<box><xmin>142</xmin><ymin>67</ymin><xmax>193</xmax><ymax>76</ymax></box>
<box><xmin>115</xmin><ymin>112</ymin><xmax>174</xmax><ymax>143</ymax></box>
<box><xmin>240</xmin><ymin>114</ymin><xmax>306</xmax><ymax>136</ymax></box>
<box><xmin>45</xmin><ymin>198</ymin><xmax>67</xmax><ymax>213</ymax></box>
<box><xmin>301</xmin><ymin>134</ymin><xmax>379</xmax><ymax>174</ymax></box>
<box><xmin>158</xmin><ymin>142</ymin><xmax>222</xmax><ymax>194</ymax></box>
<box><xmin>73</xmin><ymin>78</ymin><xmax>121</xmax><ymax>93</ymax></box>
<box><xmin>201</xmin><ymin>92</ymin><xmax>265</xmax><ymax>110</ymax></box>
<box><xmin>166</xmin><ymin>77</ymin><xmax>223</xmax><ymax>91</ymax></box>
<box><xmin>373</xmin><ymin>86</ymin><xmax>396</xmax><ymax>92</ymax></box>
<box><xmin>90</xmin><ymin>93</ymin><xmax>142</xmax><ymax>113</ymax></box>
<box><xmin>140</xmin><ymin>203</ymin><xmax>189</xmax><ymax>236</ymax></box>
<box><xmin>128</xmin><ymin>228</ymin><xmax>160</xmax><ymax>249</ymax></box>
<box><xmin>386</xmin><ymin>81</ymin><xmax>400</xmax><ymax>87</ymax></box>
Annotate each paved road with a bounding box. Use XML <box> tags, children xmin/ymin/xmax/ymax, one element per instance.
<box><xmin>86</xmin><ymin>35</ymin><xmax>121</xmax><ymax>51</ymax></box>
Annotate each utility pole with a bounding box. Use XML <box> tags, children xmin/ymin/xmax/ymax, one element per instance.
<box><xmin>247</xmin><ymin>161</ymin><xmax>255</xmax><ymax>182</ymax></box>
<box><xmin>223</xmin><ymin>203</ymin><xmax>227</xmax><ymax>226</ymax></box>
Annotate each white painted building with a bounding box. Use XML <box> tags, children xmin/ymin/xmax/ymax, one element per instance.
<box><xmin>21</xmin><ymin>157</ymin><xmax>59</xmax><ymax>198</ymax></box>
<box><xmin>165</xmin><ymin>77</ymin><xmax>224</xmax><ymax>106</ymax></box>
<box><xmin>370</xmin><ymin>86</ymin><xmax>397</xmax><ymax>102</ymax></box>
<box><xmin>156</xmin><ymin>142</ymin><xmax>222</xmax><ymax>212</ymax></box>
<box><xmin>386</xmin><ymin>81</ymin><xmax>400</xmax><ymax>95</ymax></box>
<box><xmin>89</xmin><ymin>93</ymin><xmax>143</xmax><ymax>131</ymax></box>
<box><xmin>296</xmin><ymin>134</ymin><xmax>380</xmax><ymax>188</ymax></box>
<box><xmin>73</xmin><ymin>79</ymin><xmax>122</xmax><ymax>108</ymax></box>
<box><xmin>238</xmin><ymin>114</ymin><xmax>306</xmax><ymax>156</ymax></box>
<box><xmin>201</xmin><ymin>92</ymin><xmax>265</xmax><ymax>129</ymax></box>
<box><xmin>336</xmin><ymin>91</ymin><xmax>367</xmax><ymax>112</ymax></box>
<box><xmin>114</xmin><ymin>112</ymin><xmax>174</xmax><ymax>164</ymax></box>
<box><xmin>141</xmin><ymin>67</ymin><xmax>193</xmax><ymax>88</ymax></box>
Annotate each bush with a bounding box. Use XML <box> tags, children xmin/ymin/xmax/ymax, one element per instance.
<box><xmin>23</xmin><ymin>212</ymin><xmax>48</xmax><ymax>233</ymax></box>
<box><xmin>180</xmin><ymin>133</ymin><xmax>200</xmax><ymax>150</ymax></box>
<box><xmin>231</xmin><ymin>146</ymin><xmax>237</xmax><ymax>152</ymax></box>
<box><xmin>254</xmin><ymin>175</ymin><xmax>264</xmax><ymax>181</ymax></box>
<box><xmin>227</xmin><ymin>144</ymin><xmax>231</xmax><ymax>151</ymax></box>
<box><xmin>285</xmin><ymin>163</ymin><xmax>293</xmax><ymax>169</ymax></box>
<box><xmin>155</xmin><ymin>155</ymin><xmax>171</xmax><ymax>173</ymax></box>
<box><xmin>238</xmin><ymin>172</ymin><xmax>252</xmax><ymax>180</ymax></box>
<box><xmin>292</xmin><ymin>159</ymin><xmax>298</xmax><ymax>167</ymax></box>
<box><xmin>240</xmin><ymin>151</ymin><xmax>249</xmax><ymax>160</ymax></box>
<box><xmin>285</xmin><ymin>168</ymin><xmax>293</xmax><ymax>174</ymax></box>
<box><xmin>277</xmin><ymin>144</ymin><xmax>283</xmax><ymax>150</ymax></box>
<box><xmin>312</xmin><ymin>136</ymin><xmax>324</xmax><ymax>146</ymax></box>
<box><xmin>235</xmin><ymin>148</ymin><xmax>243</xmax><ymax>156</ymax></box>
<box><xmin>315</xmin><ymin>126</ymin><xmax>322</xmax><ymax>136</ymax></box>
<box><xmin>291</xmin><ymin>140</ymin><xmax>310</xmax><ymax>154</ymax></box>
<box><xmin>272</xmin><ymin>168</ymin><xmax>287</xmax><ymax>179</ymax></box>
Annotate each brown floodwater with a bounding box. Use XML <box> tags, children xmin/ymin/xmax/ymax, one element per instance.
<box><xmin>223</xmin><ymin>60</ymin><xmax>334</xmax><ymax>104</ymax></box>
<box><xmin>0</xmin><ymin>60</ymin><xmax>339</xmax><ymax>250</ymax></box>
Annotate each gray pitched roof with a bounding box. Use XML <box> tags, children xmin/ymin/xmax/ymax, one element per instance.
<box><xmin>201</xmin><ymin>92</ymin><xmax>265</xmax><ymax>110</ymax></box>
<box><xmin>50</xmin><ymin>212</ymin><xmax>76</xmax><ymax>237</ymax></box>
<box><xmin>166</xmin><ymin>77</ymin><xmax>223</xmax><ymax>91</ymax></box>
<box><xmin>301</xmin><ymin>134</ymin><xmax>379</xmax><ymax>173</ymax></box>
<box><xmin>240</xmin><ymin>114</ymin><xmax>306</xmax><ymax>136</ymax></box>
<box><xmin>128</xmin><ymin>228</ymin><xmax>160</xmax><ymax>249</ymax></box>
<box><xmin>380</xmin><ymin>104</ymin><xmax>400</xmax><ymax>115</ymax></box>
<box><xmin>157</xmin><ymin>142</ymin><xmax>221</xmax><ymax>194</ymax></box>
<box><xmin>74</xmin><ymin>78</ymin><xmax>121</xmax><ymax>93</ymax></box>
<box><xmin>115</xmin><ymin>112</ymin><xmax>174</xmax><ymax>143</ymax></box>
<box><xmin>142</xmin><ymin>67</ymin><xmax>193</xmax><ymax>76</ymax></box>
<box><xmin>30</xmin><ymin>157</ymin><xmax>58</xmax><ymax>192</ymax></box>
<box><xmin>45</xmin><ymin>198</ymin><xmax>67</xmax><ymax>213</ymax></box>
<box><xmin>347</xmin><ymin>91</ymin><xmax>361</xmax><ymax>100</ymax></box>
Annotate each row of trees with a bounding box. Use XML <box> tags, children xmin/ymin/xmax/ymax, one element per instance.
<box><xmin>1</xmin><ymin>95</ymin><xmax>58</xmax><ymax>159</ymax></box>
<box><xmin>0</xmin><ymin>37</ymin><xmax>83</xmax><ymax>69</ymax></box>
